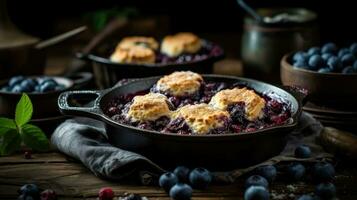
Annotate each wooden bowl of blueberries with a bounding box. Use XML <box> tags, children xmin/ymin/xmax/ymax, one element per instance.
<box><xmin>281</xmin><ymin>42</ymin><xmax>357</xmax><ymax>108</ymax></box>
<box><xmin>0</xmin><ymin>73</ymin><xmax>92</xmax><ymax>119</ymax></box>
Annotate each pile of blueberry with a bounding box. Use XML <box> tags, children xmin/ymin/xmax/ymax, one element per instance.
<box><xmin>17</xmin><ymin>184</ymin><xmax>56</xmax><ymax>200</ymax></box>
<box><xmin>243</xmin><ymin>145</ymin><xmax>337</xmax><ymax>200</ymax></box>
<box><xmin>1</xmin><ymin>76</ymin><xmax>65</xmax><ymax>93</ymax></box>
<box><xmin>292</xmin><ymin>42</ymin><xmax>357</xmax><ymax>74</ymax></box>
<box><xmin>159</xmin><ymin>166</ymin><xmax>212</xmax><ymax>200</ymax></box>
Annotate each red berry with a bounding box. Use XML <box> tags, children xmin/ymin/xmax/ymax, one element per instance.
<box><xmin>24</xmin><ymin>151</ymin><xmax>32</xmax><ymax>159</ymax></box>
<box><xmin>41</xmin><ymin>189</ymin><xmax>57</xmax><ymax>200</ymax></box>
<box><xmin>99</xmin><ymin>187</ymin><xmax>114</xmax><ymax>200</ymax></box>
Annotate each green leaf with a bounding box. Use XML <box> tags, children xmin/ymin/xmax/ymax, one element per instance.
<box><xmin>0</xmin><ymin>118</ymin><xmax>16</xmax><ymax>136</ymax></box>
<box><xmin>21</xmin><ymin>124</ymin><xmax>49</xmax><ymax>151</ymax></box>
<box><xmin>15</xmin><ymin>93</ymin><xmax>33</xmax><ymax>127</ymax></box>
<box><xmin>0</xmin><ymin>129</ymin><xmax>21</xmax><ymax>156</ymax></box>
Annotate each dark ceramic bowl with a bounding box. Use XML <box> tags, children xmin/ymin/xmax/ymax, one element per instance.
<box><xmin>77</xmin><ymin>39</ymin><xmax>224</xmax><ymax>89</ymax></box>
<box><xmin>281</xmin><ymin>53</ymin><xmax>357</xmax><ymax>108</ymax></box>
<box><xmin>58</xmin><ymin>74</ymin><xmax>306</xmax><ymax>170</ymax></box>
<box><xmin>0</xmin><ymin>72</ymin><xmax>92</xmax><ymax>118</ymax></box>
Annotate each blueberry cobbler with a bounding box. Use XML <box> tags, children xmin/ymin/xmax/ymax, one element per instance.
<box><xmin>109</xmin><ymin>32</ymin><xmax>222</xmax><ymax>64</ymax></box>
<box><xmin>105</xmin><ymin>71</ymin><xmax>292</xmax><ymax>135</ymax></box>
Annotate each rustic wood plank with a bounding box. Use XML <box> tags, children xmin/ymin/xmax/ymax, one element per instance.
<box><xmin>0</xmin><ymin>152</ymin><xmax>69</xmax><ymax>165</ymax></box>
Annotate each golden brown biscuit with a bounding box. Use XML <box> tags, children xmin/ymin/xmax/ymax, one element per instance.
<box><xmin>110</xmin><ymin>46</ymin><xmax>156</xmax><ymax>64</ymax></box>
<box><xmin>171</xmin><ymin>103</ymin><xmax>230</xmax><ymax>135</ymax></box>
<box><xmin>209</xmin><ymin>88</ymin><xmax>266</xmax><ymax>121</ymax></box>
<box><xmin>155</xmin><ymin>71</ymin><xmax>203</xmax><ymax>96</ymax></box>
<box><xmin>127</xmin><ymin>93</ymin><xmax>171</xmax><ymax>122</ymax></box>
<box><xmin>161</xmin><ymin>32</ymin><xmax>202</xmax><ymax>57</ymax></box>
<box><xmin>117</xmin><ymin>36</ymin><xmax>159</xmax><ymax>50</ymax></box>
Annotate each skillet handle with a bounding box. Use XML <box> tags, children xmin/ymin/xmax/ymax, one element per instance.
<box><xmin>58</xmin><ymin>90</ymin><xmax>104</xmax><ymax>120</ymax></box>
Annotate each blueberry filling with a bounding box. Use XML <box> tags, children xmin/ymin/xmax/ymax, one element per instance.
<box><xmin>105</xmin><ymin>82</ymin><xmax>291</xmax><ymax>135</ymax></box>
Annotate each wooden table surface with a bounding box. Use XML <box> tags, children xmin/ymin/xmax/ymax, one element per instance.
<box><xmin>0</xmin><ymin>152</ymin><xmax>356</xmax><ymax>200</ymax></box>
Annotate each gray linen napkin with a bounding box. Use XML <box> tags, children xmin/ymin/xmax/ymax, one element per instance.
<box><xmin>51</xmin><ymin>112</ymin><xmax>333</xmax><ymax>184</ymax></box>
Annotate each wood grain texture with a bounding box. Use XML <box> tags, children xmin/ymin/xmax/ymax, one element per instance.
<box><xmin>0</xmin><ymin>152</ymin><xmax>356</xmax><ymax>200</ymax></box>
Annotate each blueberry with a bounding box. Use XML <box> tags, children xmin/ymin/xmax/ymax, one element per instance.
<box><xmin>341</xmin><ymin>53</ymin><xmax>355</xmax><ymax>66</ymax></box>
<box><xmin>122</xmin><ymin>194</ymin><xmax>142</xmax><ymax>200</ymax></box>
<box><xmin>245</xmin><ymin>175</ymin><xmax>269</xmax><ymax>189</ymax></box>
<box><xmin>244</xmin><ymin>186</ymin><xmax>269</xmax><ymax>200</ymax></box>
<box><xmin>338</xmin><ymin>48</ymin><xmax>350</xmax><ymax>57</ymax></box>
<box><xmin>19</xmin><ymin>184</ymin><xmax>39</xmax><ymax>198</ymax></box>
<box><xmin>315</xmin><ymin>182</ymin><xmax>336</xmax><ymax>200</ymax></box>
<box><xmin>287</xmin><ymin>163</ymin><xmax>305</xmax><ymax>181</ymax></box>
<box><xmin>255</xmin><ymin>165</ymin><xmax>277</xmax><ymax>183</ymax></box>
<box><xmin>327</xmin><ymin>56</ymin><xmax>343</xmax><ymax>71</ymax></box>
<box><xmin>295</xmin><ymin>145</ymin><xmax>312</xmax><ymax>158</ymax></box>
<box><xmin>12</xmin><ymin>85</ymin><xmax>25</xmax><ymax>93</ymax></box>
<box><xmin>40</xmin><ymin>189</ymin><xmax>57</xmax><ymax>200</ymax></box>
<box><xmin>9</xmin><ymin>76</ymin><xmax>25</xmax><ymax>87</ymax></box>
<box><xmin>293</xmin><ymin>51</ymin><xmax>308</xmax><ymax>62</ymax></box>
<box><xmin>313</xmin><ymin>162</ymin><xmax>335</xmax><ymax>182</ymax></box>
<box><xmin>169</xmin><ymin>183</ymin><xmax>193</xmax><ymax>200</ymax></box>
<box><xmin>293</xmin><ymin>60</ymin><xmax>308</xmax><ymax>69</ymax></box>
<box><xmin>342</xmin><ymin>66</ymin><xmax>355</xmax><ymax>74</ymax></box>
<box><xmin>20</xmin><ymin>79</ymin><xmax>36</xmax><ymax>92</ymax></box>
<box><xmin>40</xmin><ymin>81</ymin><xmax>57</xmax><ymax>92</ymax></box>
<box><xmin>297</xmin><ymin>195</ymin><xmax>314</xmax><ymax>200</ymax></box>
<box><xmin>307</xmin><ymin>47</ymin><xmax>320</xmax><ymax>56</ymax></box>
<box><xmin>318</xmin><ymin>68</ymin><xmax>332</xmax><ymax>73</ymax></box>
<box><xmin>353</xmin><ymin>60</ymin><xmax>357</xmax><ymax>71</ymax></box>
<box><xmin>35</xmin><ymin>85</ymin><xmax>41</xmax><ymax>92</ymax></box>
<box><xmin>350</xmin><ymin>43</ymin><xmax>357</xmax><ymax>55</ymax></box>
<box><xmin>173</xmin><ymin>166</ymin><xmax>190</xmax><ymax>183</ymax></box>
<box><xmin>321</xmin><ymin>43</ymin><xmax>338</xmax><ymax>54</ymax></box>
<box><xmin>321</xmin><ymin>53</ymin><xmax>333</xmax><ymax>61</ymax></box>
<box><xmin>159</xmin><ymin>172</ymin><xmax>179</xmax><ymax>192</ymax></box>
<box><xmin>37</xmin><ymin>77</ymin><xmax>54</xmax><ymax>85</ymax></box>
<box><xmin>1</xmin><ymin>86</ymin><xmax>11</xmax><ymax>92</ymax></box>
<box><xmin>308</xmin><ymin>55</ymin><xmax>324</xmax><ymax>70</ymax></box>
<box><xmin>189</xmin><ymin>167</ymin><xmax>212</xmax><ymax>189</ymax></box>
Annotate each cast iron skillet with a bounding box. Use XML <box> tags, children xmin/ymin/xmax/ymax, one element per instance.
<box><xmin>58</xmin><ymin>75</ymin><xmax>306</xmax><ymax>170</ymax></box>
<box><xmin>77</xmin><ymin>39</ymin><xmax>224</xmax><ymax>89</ymax></box>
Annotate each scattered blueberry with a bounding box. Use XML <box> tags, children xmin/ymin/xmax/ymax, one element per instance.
<box><xmin>9</xmin><ymin>76</ymin><xmax>25</xmax><ymax>87</ymax></box>
<box><xmin>321</xmin><ymin>43</ymin><xmax>337</xmax><ymax>54</ymax></box>
<box><xmin>174</xmin><ymin>166</ymin><xmax>190</xmax><ymax>183</ymax></box>
<box><xmin>245</xmin><ymin>175</ymin><xmax>269</xmax><ymax>189</ymax></box>
<box><xmin>315</xmin><ymin>182</ymin><xmax>336</xmax><ymax>200</ymax></box>
<box><xmin>189</xmin><ymin>167</ymin><xmax>212</xmax><ymax>189</ymax></box>
<box><xmin>19</xmin><ymin>184</ymin><xmax>40</xmax><ymax>198</ymax></box>
<box><xmin>307</xmin><ymin>47</ymin><xmax>320</xmax><ymax>56</ymax></box>
<box><xmin>313</xmin><ymin>162</ymin><xmax>335</xmax><ymax>182</ymax></box>
<box><xmin>159</xmin><ymin>172</ymin><xmax>179</xmax><ymax>192</ymax></box>
<box><xmin>255</xmin><ymin>165</ymin><xmax>277</xmax><ymax>183</ymax></box>
<box><xmin>40</xmin><ymin>189</ymin><xmax>57</xmax><ymax>200</ymax></box>
<box><xmin>297</xmin><ymin>194</ymin><xmax>314</xmax><ymax>200</ymax></box>
<box><xmin>24</xmin><ymin>151</ymin><xmax>32</xmax><ymax>159</ymax></box>
<box><xmin>342</xmin><ymin>66</ymin><xmax>354</xmax><ymax>74</ymax></box>
<box><xmin>327</xmin><ymin>56</ymin><xmax>343</xmax><ymax>71</ymax></box>
<box><xmin>308</xmin><ymin>55</ymin><xmax>324</xmax><ymax>70</ymax></box>
<box><xmin>341</xmin><ymin>53</ymin><xmax>356</xmax><ymax>66</ymax></box>
<box><xmin>287</xmin><ymin>163</ymin><xmax>306</xmax><ymax>181</ymax></box>
<box><xmin>98</xmin><ymin>187</ymin><xmax>114</xmax><ymax>200</ymax></box>
<box><xmin>350</xmin><ymin>43</ymin><xmax>357</xmax><ymax>55</ymax></box>
<box><xmin>321</xmin><ymin>53</ymin><xmax>333</xmax><ymax>61</ymax></box>
<box><xmin>295</xmin><ymin>145</ymin><xmax>312</xmax><ymax>158</ymax></box>
<box><xmin>318</xmin><ymin>68</ymin><xmax>332</xmax><ymax>73</ymax></box>
<box><xmin>122</xmin><ymin>194</ymin><xmax>142</xmax><ymax>200</ymax></box>
<box><xmin>169</xmin><ymin>183</ymin><xmax>193</xmax><ymax>200</ymax></box>
<box><xmin>338</xmin><ymin>48</ymin><xmax>350</xmax><ymax>57</ymax></box>
<box><xmin>244</xmin><ymin>186</ymin><xmax>270</xmax><ymax>200</ymax></box>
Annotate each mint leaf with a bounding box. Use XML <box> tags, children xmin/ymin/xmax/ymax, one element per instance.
<box><xmin>0</xmin><ymin>118</ymin><xmax>16</xmax><ymax>136</ymax></box>
<box><xmin>15</xmin><ymin>93</ymin><xmax>33</xmax><ymax>127</ymax></box>
<box><xmin>0</xmin><ymin>129</ymin><xmax>21</xmax><ymax>156</ymax></box>
<box><xmin>21</xmin><ymin>124</ymin><xmax>49</xmax><ymax>151</ymax></box>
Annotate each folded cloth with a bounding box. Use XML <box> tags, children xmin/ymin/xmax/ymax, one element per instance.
<box><xmin>51</xmin><ymin>112</ymin><xmax>333</xmax><ymax>184</ymax></box>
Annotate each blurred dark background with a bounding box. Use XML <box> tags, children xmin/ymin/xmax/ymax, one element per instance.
<box><xmin>7</xmin><ymin>0</ymin><xmax>355</xmax><ymax>43</ymax></box>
